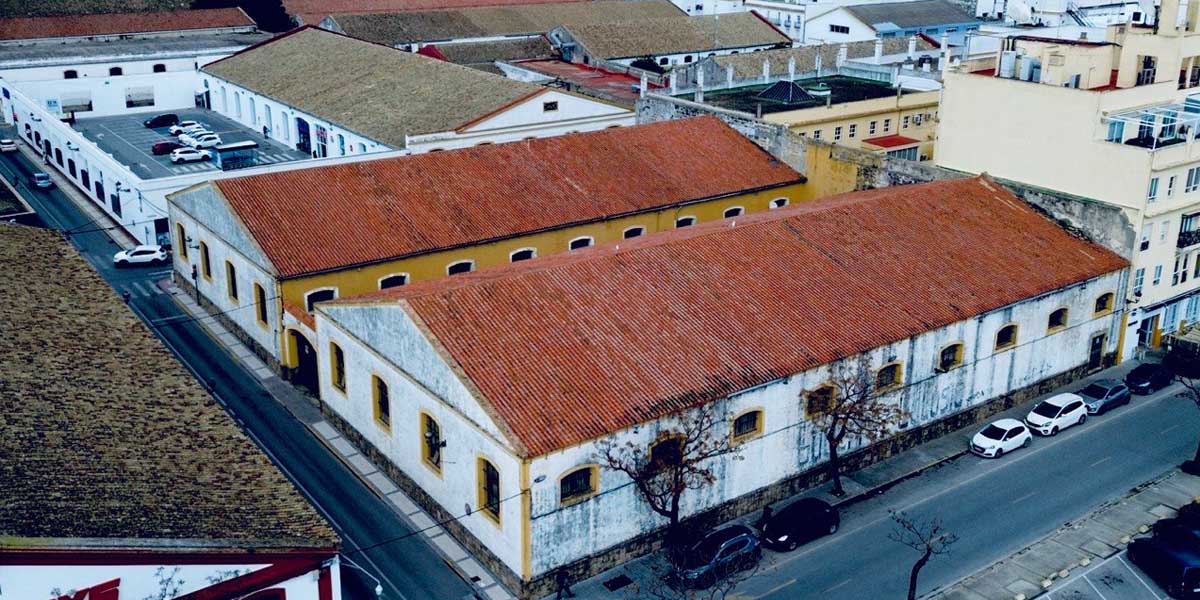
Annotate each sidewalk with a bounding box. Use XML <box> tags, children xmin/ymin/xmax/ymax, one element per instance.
<box><xmin>562</xmin><ymin>359</ymin><xmax>1146</xmax><ymax>599</ymax></box>
<box><xmin>930</xmin><ymin>470</ymin><xmax>1200</xmax><ymax>600</ymax></box>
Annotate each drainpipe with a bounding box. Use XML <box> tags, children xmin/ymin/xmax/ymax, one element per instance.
<box><xmin>837</xmin><ymin>43</ymin><xmax>849</xmax><ymax>68</ymax></box>
<box><xmin>788</xmin><ymin>55</ymin><xmax>796</xmax><ymax>81</ymax></box>
<box><xmin>726</xmin><ymin>64</ymin><xmax>734</xmax><ymax>88</ymax></box>
<box><xmin>763</xmin><ymin>58</ymin><xmax>770</xmax><ymax>83</ymax></box>
<box><xmin>640</xmin><ymin>73</ymin><xmax>647</xmax><ymax>98</ymax></box>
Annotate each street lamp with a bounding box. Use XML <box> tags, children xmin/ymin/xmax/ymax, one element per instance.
<box><xmin>338</xmin><ymin>555</ymin><xmax>384</xmax><ymax>598</ymax></box>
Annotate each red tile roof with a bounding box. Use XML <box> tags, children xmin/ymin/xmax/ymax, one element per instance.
<box><xmin>207</xmin><ymin>117</ymin><xmax>803</xmax><ymax>278</ymax></box>
<box><xmin>284</xmin><ymin>0</ymin><xmax>587</xmax><ymax>24</ymax></box>
<box><xmin>0</xmin><ymin>8</ymin><xmax>254</xmax><ymax>41</ymax></box>
<box><xmin>335</xmin><ymin>177</ymin><xmax>1127</xmax><ymax>457</ymax></box>
<box><xmin>862</xmin><ymin>134</ymin><xmax>920</xmax><ymax>148</ymax></box>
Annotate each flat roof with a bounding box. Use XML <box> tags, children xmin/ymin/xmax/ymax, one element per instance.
<box><xmin>0</xmin><ymin>31</ymin><xmax>272</xmax><ymax>65</ymax></box>
<box><xmin>0</xmin><ymin>223</ymin><xmax>338</xmax><ymax>548</ymax></box>
<box><xmin>694</xmin><ymin>75</ymin><xmax>904</xmax><ymax>115</ymax></box>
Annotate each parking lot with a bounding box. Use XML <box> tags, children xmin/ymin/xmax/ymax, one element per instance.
<box><xmin>73</xmin><ymin>108</ymin><xmax>308</xmax><ymax>179</ymax></box>
<box><xmin>1047</xmin><ymin>551</ymin><xmax>1168</xmax><ymax>600</ymax></box>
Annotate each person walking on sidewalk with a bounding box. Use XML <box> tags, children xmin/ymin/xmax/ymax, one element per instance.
<box><xmin>555</xmin><ymin>567</ymin><xmax>576</xmax><ymax>599</ymax></box>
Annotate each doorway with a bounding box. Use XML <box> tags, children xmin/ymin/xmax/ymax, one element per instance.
<box><xmin>289</xmin><ymin>329</ymin><xmax>318</xmax><ymax>395</ymax></box>
<box><xmin>1087</xmin><ymin>332</ymin><xmax>1107</xmax><ymax>371</ymax></box>
<box><xmin>295</xmin><ymin>117</ymin><xmax>311</xmax><ymax>154</ymax></box>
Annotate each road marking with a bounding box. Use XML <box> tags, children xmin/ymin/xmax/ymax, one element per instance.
<box><xmin>131</xmin><ymin>281</ymin><xmax>150</xmax><ymax>296</ymax></box>
<box><xmin>1118</xmin><ymin>555</ymin><xmax>1164</xmax><ymax>600</ymax></box>
<box><xmin>750</xmin><ymin>577</ymin><xmax>796</xmax><ymax>599</ymax></box>
<box><xmin>1089</xmin><ymin>456</ymin><xmax>1114</xmax><ymax>468</ymax></box>
<box><xmin>1011</xmin><ymin>491</ymin><xmax>1037</xmax><ymax>504</ymax></box>
<box><xmin>1084</xmin><ymin>575</ymin><xmax>1111</xmax><ymax>600</ymax></box>
<box><xmin>1164</xmin><ymin>424</ymin><xmax>1182</xmax><ymax>434</ymax></box>
<box><xmin>823</xmin><ymin>578</ymin><xmax>852</xmax><ymax>593</ymax></box>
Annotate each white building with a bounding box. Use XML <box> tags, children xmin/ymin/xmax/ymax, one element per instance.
<box><xmin>310</xmin><ymin>176</ymin><xmax>1127</xmax><ymax>597</ymax></box>
<box><xmin>200</xmin><ymin>26</ymin><xmax>633</xmax><ymax>155</ymax></box>
<box><xmin>805</xmin><ymin>0</ymin><xmax>982</xmax><ymax>45</ymax></box>
<box><xmin>975</xmin><ymin>0</ymin><xmax>1151</xmax><ymax>26</ymax></box>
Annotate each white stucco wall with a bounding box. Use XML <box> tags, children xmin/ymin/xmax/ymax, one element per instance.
<box><xmin>2</xmin><ymin>58</ymin><xmax>207</xmax><ymax>118</ymax></box>
<box><xmin>804</xmin><ymin>9</ymin><xmax>876</xmax><ymax>44</ymax></box>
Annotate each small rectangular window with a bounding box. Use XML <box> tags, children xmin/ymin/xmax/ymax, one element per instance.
<box><xmin>330</xmin><ymin>342</ymin><xmax>346</xmax><ymax>392</ymax></box>
<box><xmin>176</xmin><ymin>224</ymin><xmax>188</xmax><ymax>260</ymax></box>
<box><xmin>200</xmin><ymin>242</ymin><xmax>212</xmax><ymax>279</ymax></box>
<box><xmin>479</xmin><ymin>459</ymin><xmax>500</xmax><ymax>522</ymax></box>
<box><xmin>868</xmin><ymin>120</ymin><xmax>877</xmax><ymax>135</ymax></box>
<box><xmin>834</xmin><ymin>126</ymin><xmax>842</xmax><ymax>141</ymax></box>
<box><xmin>1148</xmin><ymin>177</ymin><xmax>1160</xmax><ymax>201</ymax></box>
<box><xmin>373</xmin><ymin>375</ymin><xmax>390</xmax><ymax>429</ymax></box>
<box><xmin>255</xmin><ymin>282</ymin><xmax>267</xmax><ymax>325</ymax></box>
<box><xmin>903</xmin><ymin>116</ymin><xmax>911</xmax><ymax>129</ymax></box>
<box><xmin>543</xmin><ymin>101</ymin><xmax>559</xmax><ymax>112</ymax></box>
<box><xmin>883</xmin><ymin>118</ymin><xmax>892</xmax><ymax>132</ymax></box>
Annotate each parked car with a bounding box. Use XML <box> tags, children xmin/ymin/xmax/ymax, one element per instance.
<box><xmin>1155</xmin><ymin>518</ymin><xmax>1200</xmax><ymax>544</ymax></box>
<box><xmin>1180</xmin><ymin>503</ymin><xmax>1200</xmax><ymax>525</ymax></box>
<box><xmin>1077</xmin><ymin>379</ymin><xmax>1132</xmax><ymax>414</ymax></box>
<box><xmin>1024</xmin><ymin>393</ymin><xmax>1088</xmax><ymax>436</ymax></box>
<box><xmin>169</xmin><ymin>121</ymin><xmax>208</xmax><ymax>136</ymax></box>
<box><xmin>113</xmin><ymin>245</ymin><xmax>169</xmax><ymax>267</ymax></box>
<box><xmin>970</xmin><ymin>418</ymin><xmax>1032</xmax><ymax>458</ymax></box>
<box><xmin>142</xmin><ymin>113</ymin><xmax>179</xmax><ymax>128</ymax></box>
<box><xmin>151</xmin><ymin>140</ymin><xmax>185</xmax><ymax>155</ymax></box>
<box><xmin>0</xmin><ymin>138</ymin><xmax>17</xmax><ymax>152</ymax></box>
<box><xmin>170</xmin><ymin>147</ymin><xmax>212</xmax><ymax>164</ymax></box>
<box><xmin>674</xmin><ymin>525</ymin><xmax>761</xmax><ymax>589</ymax></box>
<box><xmin>181</xmin><ymin>132</ymin><xmax>221</xmax><ymax>148</ymax></box>
<box><xmin>1128</xmin><ymin>536</ymin><xmax>1200</xmax><ymax>598</ymax></box>
<box><xmin>32</xmin><ymin>172</ymin><xmax>53</xmax><ymax>189</ymax></box>
<box><xmin>1126</xmin><ymin>362</ymin><xmax>1175</xmax><ymax>395</ymax></box>
<box><xmin>759</xmin><ymin>498</ymin><xmax>839</xmax><ymax>551</ymax></box>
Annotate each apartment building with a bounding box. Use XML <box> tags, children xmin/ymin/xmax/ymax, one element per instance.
<box><xmin>937</xmin><ymin>9</ymin><xmax>1200</xmax><ymax>359</ymax></box>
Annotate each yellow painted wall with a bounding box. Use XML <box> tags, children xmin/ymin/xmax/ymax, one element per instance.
<box><xmin>763</xmin><ymin>91</ymin><xmax>940</xmax><ymax>159</ymax></box>
<box><xmin>800</xmin><ymin>144</ymin><xmax>861</xmax><ymax>199</ymax></box>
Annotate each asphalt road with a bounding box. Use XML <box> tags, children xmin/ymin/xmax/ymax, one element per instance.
<box><xmin>0</xmin><ymin>147</ymin><xmax>475</xmax><ymax>600</ymax></box>
<box><xmin>735</xmin><ymin>382</ymin><xmax>1197</xmax><ymax>600</ymax></box>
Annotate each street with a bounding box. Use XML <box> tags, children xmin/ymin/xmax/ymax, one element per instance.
<box><xmin>0</xmin><ymin>146</ymin><xmax>475</xmax><ymax>600</ymax></box>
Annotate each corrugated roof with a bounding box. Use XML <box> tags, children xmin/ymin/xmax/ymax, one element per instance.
<box><xmin>844</xmin><ymin>0</ymin><xmax>975</xmax><ymax>30</ymax></box>
<box><xmin>205</xmin><ymin>117</ymin><xmax>801</xmax><ymax>279</ymax></box>
<box><xmin>332</xmin><ymin>177</ymin><xmax>1128</xmax><ymax>457</ymax></box>
<box><xmin>0</xmin><ymin>8</ymin><xmax>253</xmax><ymax>40</ymax></box>
<box><xmin>564</xmin><ymin>12</ymin><xmax>790</xmax><ymax>59</ymax></box>
<box><xmin>711</xmin><ymin>37</ymin><xmax>936</xmax><ymax>79</ymax></box>
<box><xmin>0</xmin><ymin>224</ymin><xmax>337</xmax><ymax>547</ymax></box>
<box><xmin>434</xmin><ymin>36</ymin><xmax>558</xmax><ymax>66</ymax></box>
<box><xmin>284</xmin><ymin>0</ymin><xmax>589</xmax><ymax>24</ymax></box>
<box><xmin>329</xmin><ymin>0</ymin><xmax>681</xmax><ymax>45</ymax></box>
<box><xmin>202</xmin><ymin>26</ymin><xmax>542</xmax><ymax>148</ymax></box>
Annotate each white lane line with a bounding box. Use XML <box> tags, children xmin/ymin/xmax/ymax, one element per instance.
<box><xmin>130</xmin><ymin>281</ymin><xmax>150</xmax><ymax>296</ymax></box>
<box><xmin>1085</xmin><ymin>575</ymin><xmax>1111</xmax><ymax>600</ymax></box>
<box><xmin>1163</xmin><ymin>424</ymin><xmax>1183</xmax><ymax>434</ymax></box>
<box><xmin>1089</xmin><ymin>456</ymin><xmax>1114</xmax><ymax>468</ymax></box>
<box><xmin>1012</xmin><ymin>491</ymin><xmax>1037</xmax><ymax>504</ymax></box>
<box><xmin>823</xmin><ymin>578</ymin><xmax>852</xmax><ymax>593</ymax></box>
<box><xmin>1118</xmin><ymin>555</ymin><xmax>1163</xmax><ymax>600</ymax></box>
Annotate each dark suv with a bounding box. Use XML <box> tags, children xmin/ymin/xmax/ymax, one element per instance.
<box><xmin>675</xmin><ymin>525</ymin><xmax>761</xmax><ymax>589</ymax></box>
<box><xmin>760</xmin><ymin>498</ymin><xmax>840</xmax><ymax>551</ymax></box>
<box><xmin>1078</xmin><ymin>379</ymin><xmax>1131</xmax><ymax>415</ymax></box>
<box><xmin>142</xmin><ymin>113</ymin><xmax>179</xmax><ymax>128</ymax></box>
<box><xmin>1128</xmin><ymin>536</ymin><xmax>1200</xmax><ymax>598</ymax></box>
<box><xmin>1126</xmin><ymin>362</ymin><xmax>1175</xmax><ymax>395</ymax></box>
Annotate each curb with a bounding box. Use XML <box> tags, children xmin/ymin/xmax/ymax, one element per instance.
<box><xmin>832</xmin><ymin>449</ymin><xmax>971</xmax><ymax>511</ymax></box>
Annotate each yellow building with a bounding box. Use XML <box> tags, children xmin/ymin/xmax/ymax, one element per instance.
<box><xmin>168</xmin><ymin>116</ymin><xmax>808</xmax><ymax>391</ymax></box>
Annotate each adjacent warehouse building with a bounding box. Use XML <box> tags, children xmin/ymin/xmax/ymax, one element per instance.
<box><xmin>806</xmin><ymin>0</ymin><xmax>982</xmax><ymax>45</ymax></box>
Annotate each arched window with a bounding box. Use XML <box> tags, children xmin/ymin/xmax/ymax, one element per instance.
<box><xmin>623</xmin><ymin>226</ymin><xmax>646</xmax><ymax>239</ymax></box>
<box><xmin>199</xmin><ymin>241</ymin><xmax>212</xmax><ymax>279</ymax></box>
<box><xmin>108</xmin><ymin>67</ymin><xmax>122</xmax><ymax>76</ymax></box>
<box><xmin>659</xmin><ymin>57</ymin><xmax>669</xmax><ymax>66</ymax></box>
<box><xmin>478</xmin><ymin>458</ymin><xmax>501</xmax><ymax>522</ymax></box>
<box><xmin>153</xmin><ymin>63</ymin><xmax>167</xmax><ymax>73</ymax></box>
<box><xmin>723</xmin><ymin>206</ymin><xmax>744</xmax><ymax>219</ymax></box>
<box><xmin>876</xmin><ymin>363</ymin><xmax>903</xmax><ymax>391</ymax></box>
<box><xmin>560</xmin><ymin>466</ymin><xmax>598</xmax><ymax>505</ymax></box>
<box><xmin>67</xmin><ymin>159</ymin><xmax>76</xmax><ymax>177</ymax></box>
<box><xmin>675</xmin><ymin>216</ymin><xmax>697</xmax><ymax>228</ymax></box>
<box><xmin>422</xmin><ymin>412</ymin><xmax>443</xmax><ymax>472</ymax></box>
<box><xmin>372</xmin><ymin>374</ymin><xmax>390</xmax><ymax>430</ymax></box>
<box><xmin>254</xmin><ymin>283</ymin><xmax>268</xmax><ymax>325</ymax></box>
<box><xmin>226</xmin><ymin>261</ymin><xmax>239</xmax><ymax>300</ymax></box>
<box><xmin>510</xmin><ymin>248</ymin><xmax>536</xmax><ymax>262</ymax></box>
<box><xmin>805</xmin><ymin>385</ymin><xmax>836</xmax><ymax>416</ymax></box>
<box><xmin>569</xmin><ymin>237</ymin><xmax>593</xmax><ymax>251</ymax></box>
<box><xmin>305</xmin><ymin>288</ymin><xmax>337</xmax><ymax>312</ymax></box>
<box><xmin>1094</xmin><ymin>292</ymin><xmax>1115</xmax><ymax>315</ymax></box>
<box><xmin>63</xmin><ymin>70</ymin><xmax>78</xmax><ymax>79</ymax></box>
<box><xmin>936</xmin><ymin>343</ymin><xmax>964</xmax><ymax>372</ymax></box>
<box><xmin>770</xmin><ymin>198</ymin><xmax>789</xmax><ymax>209</ymax></box>
<box><xmin>731</xmin><ymin>409</ymin><xmax>763</xmax><ymax>443</ymax></box>
<box><xmin>1047</xmin><ymin>308</ymin><xmax>1069</xmax><ymax>333</ymax></box>
<box><xmin>176</xmin><ymin>224</ymin><xmax>189</xmax><ymax>260</ymax></box>
<box><xmin>330</xmin><ymin>342</ymin><xmax>346</xmax><ymax>392</ymax></box>
<box><xmin>447</xmin><ymin>260</ymin><xmax>474</xmax><ymax>275</ymax></box>
<box><xmin>379</xmin><ymin>273</ymin><xmax>408</xmax><ymax>289</ymax></box>
<box><xmin>995</xmin><ymin>324</ymin><xmax>1018</xmax><ymax>351</ymax></box>
<box><xmin>684</xmin><ymin>55</ymin><xmax>694</xmax><ymax>63</ymax></box>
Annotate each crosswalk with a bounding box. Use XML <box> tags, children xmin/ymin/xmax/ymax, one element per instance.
<box><xmin>166</xmin><ymin>152</ymin><xmax>300</xmax><ymax>175</ymax></box>
<box><xmin>116</xmin><ymin>278</ymin><xmax>167</xmax><ymax>298</ymax></box>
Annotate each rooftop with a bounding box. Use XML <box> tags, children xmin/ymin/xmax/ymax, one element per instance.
<box><xmin>512</xmin><ymin>58</ymin><xmax>660</xmax><ymax>103</ymax></box>
<box><xmin>843</xmin><ymin>0</ymin><xmax>977</xmax><ymax>31</ymax></box>
<box><xmin>0</xmin><ymin>0</ymin><xmax>191</xmax><ymax>18</ymax></box>
<box><xmin>326</xmin><ymin>0</ymin><xmax>681</xmax><ymax>45</ymax></box>
<box><xmin>562</xmin><ymin>12</ymin><xmax>790</xmax><ymax>60</ymax></box>
<box><xmin>0</xmin><ymin>224</ymin><xmax>337</xmax><ymax>548</ymax></box>
<box><xmin>202</xmin><ymin>26</ymin><xmax>543</xmax><ymax>148</ymax></box>
<box><xmin>0</xmin><ymin>31</ymin><xmax>273</xmax><ymax>65</ymax></box>
<box><xmin>1102</xmin><ymin>97</ymin><xmax>1200</xmax><ymax>150</ymax></box>
<box><xmin>710</xmin><ymin>37</ymin><xmax>936</xmax><ymax>80</ymax></box>
<box><xmin>427</xmin><ymin>37</ymin><xmax>558</xmax><ymax>73</ymax></box>
<box><xmin>863</xmin><ymin>133</ymin><xmax>920</xmax><ymax>148</ymax></box>
<box><xmin>0</xmin><ymin>8</ymin><xmax>254</xmax><ymax>41</ymax></box>
<box><xmin>695</xmin><ymin>75</ymin><xmax>905</xmax><ymax>115</ymax></box>
<box><xmin>283</xmin><ymin>0</ymin><xmax>591</xmax><ymax>25</ymax></box>
<box><xmin>175</xmin><ymin>117</ymin><xmax>802</xmax><ymax>279</ymax></box>
<box><xmin>327</xmin><ymin>177</ymin><xmax>1127</xmax><ymax>457</ymax></box>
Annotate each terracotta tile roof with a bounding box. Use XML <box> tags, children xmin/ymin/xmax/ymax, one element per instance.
<box><xmin>202</xmin><ymin>26</ymin><xmax>543</xmax><ymax>148</ymax></box>
<box><xmin>0</xmin><ymin>0</ymin><xmax>191</xmax><ymax>18</ymax></box>
<box><xmin>0</xmin><ymin>8</ymin><xmax>254</xmax><ymax>40</ymax></box>
<box><xmin>0</xmin><ymin>224</ymin><xmax>337</xmax><ymax>547</ymax></box>
<box><xmin>564</xmin><ymin>12</ymin><xmax>791</xmax><ymax>59</ymax></box>
<box><xmin>202</xmin><ymin>116</ymin><xmax>801</xmax><ymax>278</ymax></box>
<box><xmin>863</xmin><ymin>134</ymin><xmax>920</xmax><ymax>148</ymax></box>
<box><xmin>284</xmin><ymin>0</ymin><xmax>588</xmax><ymax>24</ymax></box>
<box><xmin>332</xmin><ymin>177</ymin><xmax>1127</xmax><ymax>457</ymax></box>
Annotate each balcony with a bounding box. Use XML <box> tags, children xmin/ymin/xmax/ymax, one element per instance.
<box><xmin>1180</xmin><ymin>228</ymin><xmax>1200</xmax><ymax>248</ymax></box>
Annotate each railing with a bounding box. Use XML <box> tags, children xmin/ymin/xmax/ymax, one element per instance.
<box><xmin>1179</xmin><ymin>228</ymin><xmax>1200</xmax><ymax>249</ymax></box>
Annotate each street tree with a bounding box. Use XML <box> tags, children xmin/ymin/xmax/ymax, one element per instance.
<box><xmin>1166</xmin><ymin>340</ymin><xmax>1200</xmax><ymax>473</ymax></box>
<box><xmin>597</xmin><ymin>404</ymin><xmax>740</xmax><ymax>552</ymax></box>
<box><xmin>889</xmin><ymin>510</ymin><xmax>958</xmax><ymax>600</ymax></box>
<box><xmin>806</xmin><ymin>356</ymin><xmax>909</xmax><ymax>496</ymax></box>
<box><xmin>633</xmin><ymin>550</ymin><xmax>761</xmax><ymax>600</ymax></box>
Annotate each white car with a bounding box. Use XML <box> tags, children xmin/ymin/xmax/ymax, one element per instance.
<box><xmin>113</xmin><ymin>245</ymin><xmax>168</xmax><ymax>267</ymax></box>
<box><xmin>970</xmin><ymin>418</ymin><xmax>1032</xmax><ymax>458</ymax></box>
<box><xmin>169</xmin><ymin>121</ymin><xmax>207</xmax><ymax>135</ymax></box>
<box><xmin>0</xmin><ymin>138</ymin><xmax>16</xmax><ymax>152</ymax></box>
<box><xmin>170</xmin><ymin>147</ymin><xmax>211</xmax><ymax>164</ymax></box>
<box><xmin>181</xmin><ymin>132</ymin><xmax>222</xmax><ymax>148</ymax></box>
<box><xmin>1024</xmin><ymin>393</ymin><xmax>1088</xmax><ymax>436</ymax></box>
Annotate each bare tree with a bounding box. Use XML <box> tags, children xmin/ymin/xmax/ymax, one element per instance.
<box><xmin>631</xmin><ymin>550</ymin><xmax>761</xmax><ymax>600</ymax></box>
<box><xmin>807</xmin><ymin>356</ymin><xmax>910</xmax><ymax>496</ymax></box>
<box><xmin>1166</xmin><ymin>340</ymin><xmax>1200</xmax><ymax>472</ymax></box>
<box><xmin>597</xmin><ymin>404</ymin><xmax>740</xmax><ymax>550</ymax></box>
<box><xmin>889</xmin><ymin>510</ymin><xmax>958</xmax><ymax>600</ymax></box>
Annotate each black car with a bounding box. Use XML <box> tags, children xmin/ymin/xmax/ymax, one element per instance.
<box><xmin>1126</xmin><ymin>362</ymin><xmax>1175</xmax><ymax>395</ymax></box>
<box><xmin>142</xmin><ymin>113</ymin><xmax>179</xmax><ymax>128</ymax></box>
<box><xmin>760</xmin><ymin>498</ymin><xmax>840</xmax><ymax>551</ymax></box>
<box><xmin>1128</xmin><ymin>536</ymin><xmax>1200</xmax><ymax>598</ymax></box>
<box><xmin>675</xmin><ymin>525</ymin><xmax>761</xmax><ymax>589</ymax></box>
<box><xmin>1155</xmin><ymin>518</ymin><xmax>1200</xmax><ymax>544</ymax></box>
<box><xmin>1078</xmin><ymin>379</ymin><xmax>1132</xmax><ymax>414</ymax></box>
<box><xmin>1180</xmin><ymin>503</ymin><xmax>1200</xmax><ymax>525</ymax></box>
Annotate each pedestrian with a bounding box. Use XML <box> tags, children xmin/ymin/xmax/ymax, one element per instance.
<box><xmin>554</xmin><ymin>567</ymin><xmax>576</xmax><ymax>599</ymax></box>
<box><xmin>756</xmin><ymin>505</ymin><xmax>773</xmax><ymax>530</ymax></box>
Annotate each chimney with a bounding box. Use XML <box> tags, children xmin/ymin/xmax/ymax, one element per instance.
<box><xmin>874</xmin><ymin>38</ymin><xmax>884</xmax><ymax>61</ymax></box>
<box><xmin>640</xmin><ymin>73</ymin><xmax>648</xmax><ymax>98</ymax></box>
<box><xmin>837</xmin><ymin>43</ymin><xmax>849</xmax><ymax>68</ymax></box>
<box><xmin>762</xmin><ymin>58</ymin><xmax>770</xmax><ymax>83</ymax></box>
<box><xmin>726</xmin><ymin>63</ymin><xmax>734</xmax><ymax>88</ymax></box>
<box><xmin>907</xmin><ymin>35</ymin><xmax>917</xmax><ymax>60</ymax></box>
<box><xmin>696</xmin><ymin>68</ymin><xmax>705</xmax><ymax>103</ymax></box>
<box><xmin>940</xmin><ymin>33</ymin><xmax>950</xmax><ymax>76</ymax></box>
<box><xmin>670</xmin><ymin>71</ymin><xmax>677</xmax><ymax>94</ymax></box>
<box><xmin>788</xmin><ymin>55</ymin><xmax>796</xmax><ymax>80</ymax></box>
